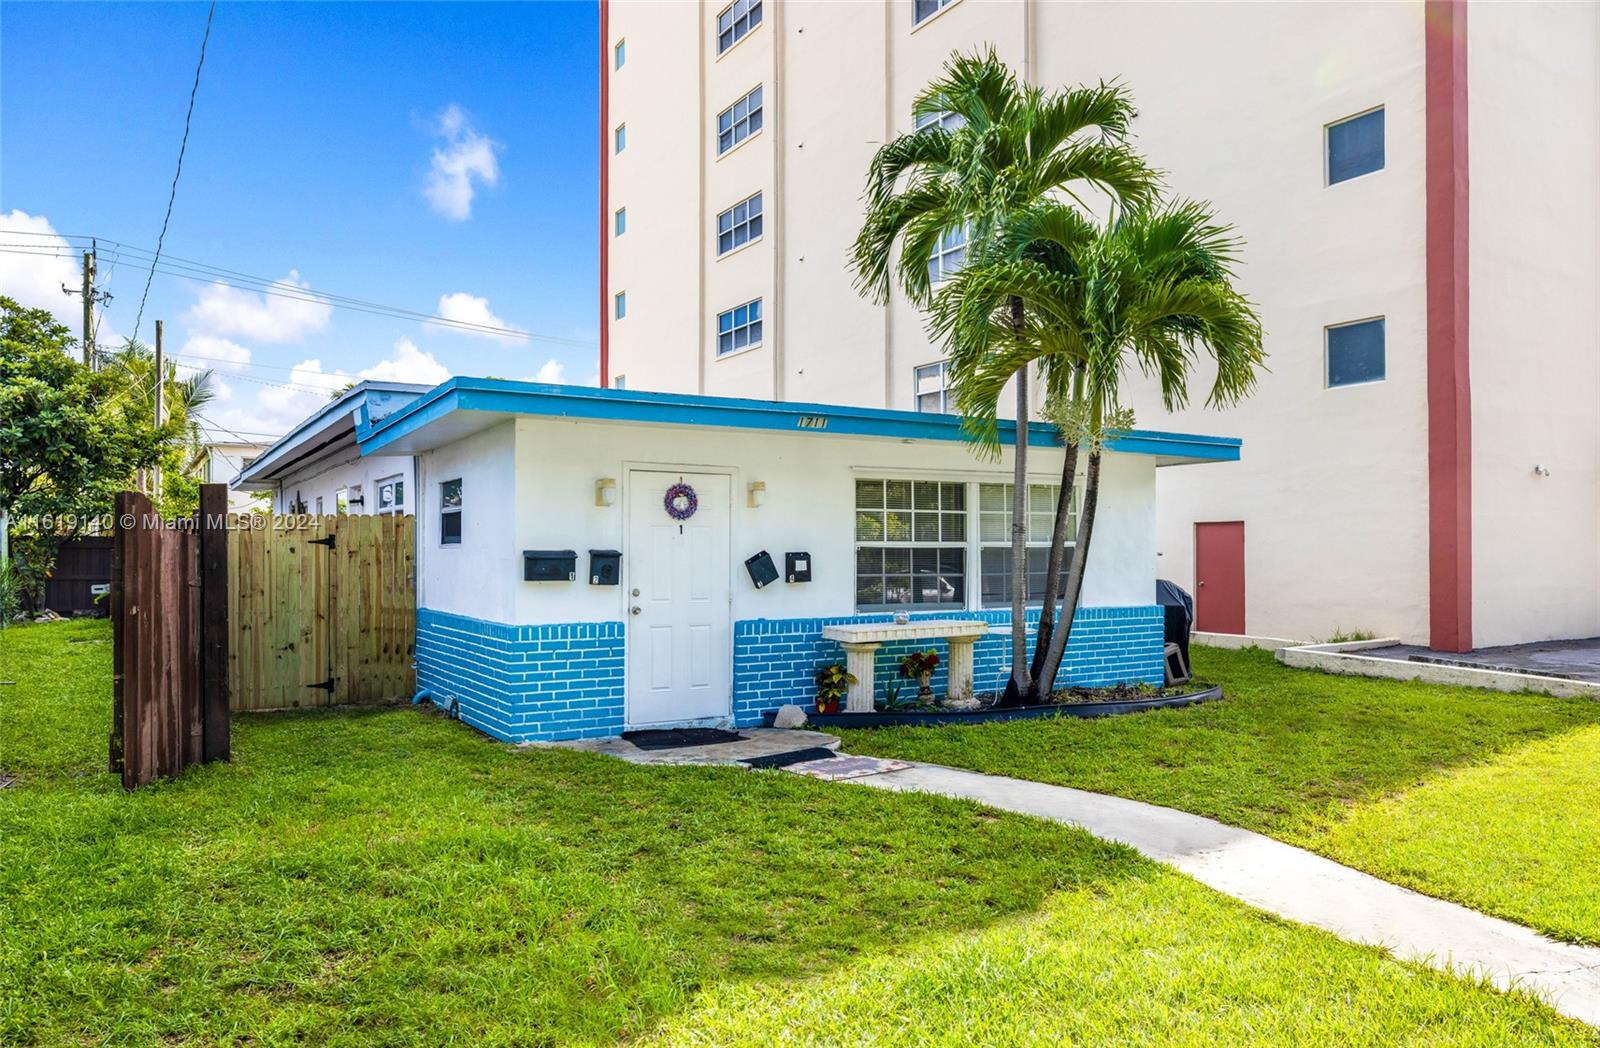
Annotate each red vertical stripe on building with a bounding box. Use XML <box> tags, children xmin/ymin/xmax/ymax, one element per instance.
<box><xmin>598</xmin><ymin>0</ymin><xmax>610</xmax><ymax>388</ymax></box>
<box><xmin>1425</xmin><ymin>0</ymin><xmax>1471</xmax><ymax>652</ymax></box>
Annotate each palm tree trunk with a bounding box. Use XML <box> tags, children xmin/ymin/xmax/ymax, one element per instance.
<box><xmin>1038</xmin><ymin>447</ymin><xmax>1101</xmax><ymax>695</ymax></box>
<box><xmin>1027</xmin><ymin>439</ymin><xmax>1078</xmax><ymax>698</ymax></box>
<box><xmin>1000</xmin><ymin>296</ymin><xmax>1031</xmax><ymax>707</ymax></box>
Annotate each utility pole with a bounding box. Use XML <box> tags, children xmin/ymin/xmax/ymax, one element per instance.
<box><xmin>152</xmin><ymin>320</ymin><xmax>165</xmax><ymax>497</ymax></box>
<box><xmin>61</xmin><ymin>242</ymin><xmax>112</xmax><ymax>369</ymax></box>
<box><xmin>81</xmin><ymin>250</ymin><xmax>96</xmax><ymax>366</ymax></box>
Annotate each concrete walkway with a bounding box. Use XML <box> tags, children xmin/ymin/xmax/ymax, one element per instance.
<box><xmin>856</xmin><ymin>762</ymin><xmax>1600</xmax><ymax>1028</ymax></box>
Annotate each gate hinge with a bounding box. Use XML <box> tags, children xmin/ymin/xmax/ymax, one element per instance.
<box><xmin>308</xmin><ymin>677</ymin><xmax>336</xmax><ymax>693</ymax></box>
<box><xmin>309</xmin><ymin>535</ymin><xmax>336</xmax><ymax>549</ymax></box>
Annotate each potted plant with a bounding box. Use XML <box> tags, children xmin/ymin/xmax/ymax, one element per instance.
<box><xmin>814</xmin><ymin>662</ymin><xmax>856</xmax><ymax>715</ymax></box>
<box><xmin>899</xmin><ymin>649</ymin><xmax>940</xmax><ymax>700</ymax></box>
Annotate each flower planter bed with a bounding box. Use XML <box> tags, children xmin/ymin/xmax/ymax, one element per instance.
<box><xmin>774</xmin><ymin>683</ymin><xmax>1224</xmax><ymax>729</ymax></box>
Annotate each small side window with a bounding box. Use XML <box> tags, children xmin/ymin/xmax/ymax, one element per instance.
<box><xmin>376</xmin><ymin>474</ymin><xmax>405</xmax><ymax>514</ymax></box>
<box><xmin>614</xmin><ymin>124</ymin><xmax>627</xmax><ymax>154</ymax></box>
<box><xmin>1326</xmin><ymin>318</ymin><xmax>1386</xmax><ymax>387</ymax></box>
<box><xmin>1327</xmin><ymin>108</ymin><xmax>1384</xmax><ymax>185</ymax></box>
<box><xmin>614</xmin><ymin>291</ymin><xmax>627</xmax><ymax>320</ymax></box>
<box><xmin>441</xmin><ymin>478</ymin><xmax>463</xmax><ymax>545</ymax></box>
<box><xmin>614</xmin><ymin>39</ymin><xmax>626</xmax><ymax>69</ymax></box>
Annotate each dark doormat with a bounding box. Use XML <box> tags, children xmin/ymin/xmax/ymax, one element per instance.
<box><xmin>740</xmin><ymin>747</ymin><xmax>837</xmax><ymax>770</ymax></box>
<box><xmin>621</xmin><ymin>728</ymin><xmax>746</xmax><ymax>751</ymax></box>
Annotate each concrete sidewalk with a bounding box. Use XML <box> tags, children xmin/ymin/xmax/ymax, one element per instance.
<box><xmin>855</xmin><ymin>762</ymin><xmax>1600</xmax><ymax>1028</ymax></box>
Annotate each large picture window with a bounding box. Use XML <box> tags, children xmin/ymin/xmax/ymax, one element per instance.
<box><xmin>854</xmin><ymin>479</ymin><xmax>966</xmax><ymax>609</ymax></box>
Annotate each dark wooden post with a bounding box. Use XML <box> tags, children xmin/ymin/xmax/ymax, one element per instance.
<box><xmin>109</xmin><ymin>491</ymin><xmax>128</xmax><ymax>774</ymax></box>
<box><xmin>198</xmin><ymin>484</ymin><xmax>231</xmax><ymax>762</ymax></box>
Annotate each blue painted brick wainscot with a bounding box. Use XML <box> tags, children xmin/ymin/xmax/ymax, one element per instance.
<box><xmin>732</xmin><ymin>605</ymin><xmax>1166</xmax><ymax>727</ymax></box>
<box><xmin>416</xmin><ymin>609</ymin><xmax>625</xmax><ymax>743</ymax></box>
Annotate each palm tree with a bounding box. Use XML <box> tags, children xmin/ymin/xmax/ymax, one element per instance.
<box><xmin>852</xmin><ymin>49</ymin><xmax>1156</xmax><ymax>703</ymax></box>
<box><xmin>102</xmin><ymin>339</ymin><xmax>217</xmax><ymax>510</ymax></box>
<box><xmin>938</xmin><ymin>197</ymin><xmax>1265</xmax><ymax>697</ymax></box>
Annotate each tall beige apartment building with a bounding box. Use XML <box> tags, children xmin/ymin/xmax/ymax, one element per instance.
<box><xmin>600</xmin><ymin>0</ymin><xmax>1599</xmax><ymax>650</ymax></box>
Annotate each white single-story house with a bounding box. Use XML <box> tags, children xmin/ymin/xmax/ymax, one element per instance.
<box><xmin>233</xmin><ymin>381</ymin><xmax>430</xmax><ymax>516</ymax></box>
<box><xmin>190</xmin><ymin>441</ymin><xmax>270</xmax><ymax>513</ymax></box>
<box><xmin>342</xmin><ymin>378</ymin><xmax>1238</xmax><ymax>743</ymax></box>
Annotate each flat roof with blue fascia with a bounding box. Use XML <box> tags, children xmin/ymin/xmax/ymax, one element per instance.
<box><xmin>355</xmin><ymin>377</ymin><xmax>1242</xmax><ymax>466</ymax></box>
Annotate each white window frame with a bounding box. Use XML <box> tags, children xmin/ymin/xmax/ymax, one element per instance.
<box><xmin>612</xmin><ymin>374</ymin><xmax>627</xmax><ymax>390</ymax></box>
<box><xmin>716</xmin><ymin>86</ymin><xmax>763</xmax><ymax>156</ymax></box>
<box><xmin>926</xmin><ymin>225</ymin><xmax>967</xmax><ymax>285</ymax></box>
<box><xmin>440</xmin><ymin>478</ymin><xmax>463</xmax><ymax>546</ymax></box>
<box><xmin>614</xmin><ymin>207</ymin><xmax>626</xmax><ymax>236</ymax></box>
<box><xmin>913</xmin><ymin>0</ymin><xmax>959</xmax><ymax>27</ymax></box>
<box><xmin>614</xmin><ymin>123</ymin><xmax>626</xmax><ymax>154</ymax></box>
<box><xmin>977</xmin><ymin>483</ymin><xmax>1074</xmax><ymax>608</ymax></box>
<box><xmin>914</xmin><ymin>109</ymin><xmax>964</xmax><ymax>133</ymax></box>
<box><xmin>613</xmin><ymin>39</ymin><xmax>626</xmax><ymax>69</ymax></box>
<box><xmin>854</xmin><ymin>478</ymin><xmax>968</xmax><ymax>611</ymax></box>
<box><xmin>375</xmin><ymin>474</ymin><xmax>405</xmax><ymax>515</ymax></box>
<box><xmin>614</xmin><ymin>291</ymin><xmax>627</xmax><ymax>320</ymax></box>
<box><xmin>716</xmin><ymin>297</ymin><xmax>763</xmax><ymax>356</ymax></box>
<box><xmin>1325</xmin><ymin>316</ymin><xmax>1387</xmax><ymax>388</ymax></box>
<box><xmin>716</xmin><ymin>0</ymin><xmax>762</xmax><ymax>54</ymax></box>
<box><xmin>913</xmin><ymin>360</ymin><xmax>951</xmax><ymax>413</ymax></box>
<box><xmin>716</xmin><ymin>191</ymin><xmax>763</xmax><ymax>256</ymax></box>
<box><xmin>1325</xmin><ymin>105</ymin><xmax>1385</xmax><ymax>187</ymax></box>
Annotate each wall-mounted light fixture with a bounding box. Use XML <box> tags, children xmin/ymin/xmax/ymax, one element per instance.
<box><xmin>747</xmin><ymin>480</ymin><xmax>767</xmax><ymax>508</ymax></box>
<box><xmin>595</xmin><ymin>477</ymin><xmax>617</xmax><ymax>507</ymax></box>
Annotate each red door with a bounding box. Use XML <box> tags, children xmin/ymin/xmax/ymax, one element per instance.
<box><xmin>1195</xmin><ymin>521</ymin><xmax>1246</xmax><ymax>634</ymax></box>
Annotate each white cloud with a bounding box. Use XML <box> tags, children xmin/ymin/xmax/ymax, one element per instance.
<box><xmin>357</xmin><ymin>336</ymin><xmax>451</xmax><ymax>385</ymax></box>
<box><xmin>531</xmin><ymin>359</ymin><xmax>565</xmax><ymax>384</ymax></box>
<box><xmin>423</xmin><ymin>104</ymin><xmax>501</xmax><ymax>221</ymax></box>
<box><xmin>433</xmin><ymin>291</ymin><xmax>527</xmax><ymax>343</ymax></box>
<box><xmin>179</xmin><ymin>334</ymin><xmax>253</xmax><ymax>372</ymax></box>
<box><xmin>0</xmin><ymin>211</ymin><xmax>108</xmax><ymax>339</ymax></box>
<box><xmin>184</xmin><ymin>270</ymin><xmax>332</xmax><ymax>343</ymax></box>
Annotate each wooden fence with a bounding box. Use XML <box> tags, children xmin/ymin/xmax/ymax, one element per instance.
<box><xmin>110</xmin><ymin>486</ymin><xmax>229</xmax><ymax>789</ymax></box>
<box><xmin>228</xmin><ymin>513</ymin><xmax>415</xmax><ymax>710</ymax></box>
<box><xmin>44</xmin><ymin>536</ymin><xmax>112</xmax><ymax>617</ymax></box>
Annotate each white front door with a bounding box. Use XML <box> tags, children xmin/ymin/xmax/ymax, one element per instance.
<box><xmin>625</xmin><ymin>470</ymin><xmax>732</xmax><ymax>726</ymax></box>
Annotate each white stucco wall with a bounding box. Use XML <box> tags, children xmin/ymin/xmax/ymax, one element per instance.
<box><xmin>273</xmin><ymin>455</ymin><xmax>416</xmax><ymax>518</ymax></box>
<box><xmin>413</xmin><ymin>422</ymin><xmax>518</xmax><ymax>624</ymax></box>
<box><xmin>1467</xmin><ymin>0</ymin><xmax>1600</xmax><ymax>646</ymax></box>
<box><xmin>411</xmin><ymin>416</ymin><xmax>1168</xmax><ymax>627</ymax></box>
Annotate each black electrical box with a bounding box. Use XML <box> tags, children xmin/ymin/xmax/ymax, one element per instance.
<box><xmin>785</xmin><ymin>551</ymin><xmax>812</xmax><ymax>583</ymax></box>
<box><xmin>589</xmin><ymin>549</ymin><xmax>622</xmax><ymax>586</ymax></box>
<box><xmin>744</xmin><ymin>550</ymin><xmax>779</xmax><ymax>589</ymax></box>
<box><xmin>523</xmin><ymin>549</ymin><xmax>577</xmax><ymax>582</ymax></box>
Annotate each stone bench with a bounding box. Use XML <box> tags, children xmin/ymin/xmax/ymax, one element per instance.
<box><xmin>821</xmin><ymin>620</ymin><xmax>992</xmax><ymax>713</ymax></box>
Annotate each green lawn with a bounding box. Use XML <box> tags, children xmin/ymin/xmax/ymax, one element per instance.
<box><xmin>833</xmin><ymin>645</ymin><xmax>1600</xmax><ymax>945</ymax></box>
<box><xmin>1</xmin><ymin>621</ymin><xmax>1595</xmax><ymax>1046</ymax></box>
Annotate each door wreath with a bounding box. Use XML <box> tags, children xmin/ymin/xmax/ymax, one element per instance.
<box><xmin>663</xmin><ymin>482</ymin><xmax>698</xmax><ymax>521</ymax></box>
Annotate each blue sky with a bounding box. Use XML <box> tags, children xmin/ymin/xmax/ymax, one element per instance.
<box><xmin>2</xmin><ymin>1</ymin><xmax>599</xmax><ymax>440</ymax></box>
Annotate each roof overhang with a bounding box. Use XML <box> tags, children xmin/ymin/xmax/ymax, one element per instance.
<box><xmin>355</xmin><ymin>378</ymin><xmax>1241</xmax><ymax>467</ymax></box>
<box><xmin>231</xmin><ymin>381</ymin><xmax>431</xmax><ymax>491</ymax></box>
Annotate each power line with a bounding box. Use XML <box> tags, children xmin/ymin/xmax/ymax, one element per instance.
<box><xmin>0</xmin><ymin>237</ymin><xmax>594</xmax><ymax>348</ymax></box>
<box><xmin>133</xmin><ymin>0</ymin><xmax>217</xmax><ymax>344</ymax></box>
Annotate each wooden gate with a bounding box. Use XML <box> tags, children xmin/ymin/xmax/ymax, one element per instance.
<box><xmin>110</xmin><ymin>486</ymin><xmax>230</xmax><ymax>789</ymax></box>
<box><xmin>228</xmin><ymin>514</ymin><xmax>415</xmax><ymax>710</ymax></box>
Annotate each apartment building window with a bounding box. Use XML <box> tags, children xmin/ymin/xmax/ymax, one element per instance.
<box><xmin>979</xmin><ymin>483</ymin><xmax>1071</xmax><ymax>606</ymax></box>
<box><xmin>376</xmin><ymin>475</ymin><xmax>405</xmax><ymax>514</ymax></box>
<box><xmin>614</xmin><ymin>207</ymin><xmax>627</xmax><ymax>236</ymax></box>
<box><xmin>855</xmin><ymin>479</ymin><xmax>966</xmax><ymax>609</ymax></box>
<box><xmin>1326</xmin><ymin>317</ymin><xmax>1385</xmax><ymax>387</ymax></box>
<box><xmin>614</xmin><ymin>39</ymin><xmax>626</xmax><ymax>69</ymax></box>
<box><xmin>914</xmin><ymin>361</ymin><xmax>952</xmax><ymax>413</ymax></box>
<box><xmin>914</xmin><ymin>0</ymin><xmax>958</xmax><ymax>26</ymax></box>
<box><xmin>716</xmin><ymin>297</ymin><xmax>762</xmax><ymax>354</ymax></box>
<box><xmin>926</xmin><ymin>225</ymin><xmax>967</xmax><ymax>284</ymax></box>
<box><xmin>614</xmin><ymin>292</ymin><xmax>627</xmax><ymax>319</ymax></box>
<box><xmin>914</xmin><ymin>109</ymin><xmax>964</xmax><ymax>133</ymax></box>
<box><xmin>612</xmin><ymin>374</ymin><xmax>627</xmax><ymax>389</ymax></box>
<box><xmin>716</xmin><ymin>192</ymin><xmax>763</xmax><ymax>254</ymax></box>
<box><xmin>440</xmin><ymin>479</ymin><xmax>463</xmax><ymax>545</ymax></box>
<box><xmin>716</xmin><ymin>0</ymin><xmax>762</xmax><ymax>54</ymax></box>
<box><xmin>717</xmin><ymin>86</ymin><xmax>763</xmax><ymax>155</ymax></box>
<box><xmin>1327</xmin><ymin>108</ymin><xmax>1383</xmax><ymax>185</ymax></box>
<box><xmin>614</xmin><ymin>123</ymin><xmax>627</xmax><ymax>153</ymax></box>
